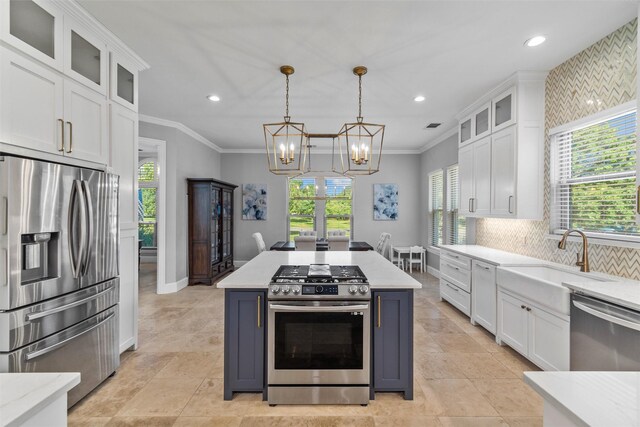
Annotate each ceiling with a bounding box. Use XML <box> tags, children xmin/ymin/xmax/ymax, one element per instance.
<box><xmin>80</xmin><ymin>1</ymin><xmax>637</xmax><ymax>152</ymax></box>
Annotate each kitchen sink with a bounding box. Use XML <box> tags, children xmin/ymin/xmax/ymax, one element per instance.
<box><xmin>496</xmin><ymin>265</ymin><xmax>611</xmax><ymax>315</ymax></box>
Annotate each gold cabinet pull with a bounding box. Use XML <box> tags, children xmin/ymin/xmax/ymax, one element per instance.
<box><xmin>257</xmin><ymin>295</ymin><xmax>261</xmax><ymax>328</ymax></box>
<box><xmin>377</xmin><ymin>295</ymin><xmax>381</xmax><ymax>328</ymax></box>
<box><xmin>57</xmin><ymin>119</ymin><xmax>64</xmax><ymax>152</ymax></box>
<box><xmin>66</xmin><ymin>121</ymin><xmax>73</xmax><ymax>153</ymax></box>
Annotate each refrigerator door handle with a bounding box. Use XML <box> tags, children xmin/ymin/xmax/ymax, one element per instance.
<box><xmin>68</xmin><ymin>180</ymin><xmax>87</xmax><ymax>279</ymax></box>
<box><xmin>24</xmin><ymin>312</ymin><xmax>115</xmax><ymax>361</ymax></box>
<box><xmin>80</xmin><ymin>180</ymin><xmax>94</xmax><ymax>276</ymax></box>
<box><xmin>25</xmin><ymin>284</ymin><xmax>114</xmax><ymax>321</ymax></box>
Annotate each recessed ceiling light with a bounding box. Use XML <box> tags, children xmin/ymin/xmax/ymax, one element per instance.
<box><xmin>207</xmin><ymin>94</ymin><xmax>221</xmax><ymax>102</ymax></box>
<box><xmin>525</xmin><ymin>35</ymin><xmax>546</xmax><ymax>47</ymax></box>
<box><xmin>414</xmin><ymin>95</ymin><xmax>426</xmax><ymax>102</ymax></box>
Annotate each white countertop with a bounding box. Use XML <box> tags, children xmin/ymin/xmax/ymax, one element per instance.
<box><xmin>524</xmin><ymin>371</ymin><xmax>640</xmax><ymax>427</ymax></box>
<box><xmin>0</xmin><ymin>373</ymin><xmax>80</xmax><ymax>427</ymax></box>
<box><xmin>439</xmin><ymin>245</ymin><xmax>545</xmax><ymax>266</ymax></box>
<box><xmin>217</xmin><ymin>251</ymin><xmax>422</xmax><ymax>289</ymax></box>
<box><xmin>563</xmin><ymin>280</ymin><xmax>640</xmax><ymax>312</ymax></box>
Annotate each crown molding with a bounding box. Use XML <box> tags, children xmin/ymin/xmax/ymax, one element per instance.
<box><xmin>54</xmin><ymin>0</ymin><xmax>149</xmax><ymax>71</ymax></box>
<box><xmin>139</xmin><ymin>115</ymin><xmax>223</xmax><ymax>153</ymax></box>
<box><xmin>419</xmin><ymin>125</ymin><xmax>458</xmax><ymax>153</ymax></box>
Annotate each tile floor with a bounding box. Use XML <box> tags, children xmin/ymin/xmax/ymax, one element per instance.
<box><xmin>68</xmin><ymin>263</ymin><xmax>543</xmax><ymax>427</ymax></box>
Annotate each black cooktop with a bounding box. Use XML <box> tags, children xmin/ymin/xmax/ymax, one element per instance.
<box><xmin>272</xmin><ymin>264</ymin><xmax>367</xmax><ymax>283</ymax></box>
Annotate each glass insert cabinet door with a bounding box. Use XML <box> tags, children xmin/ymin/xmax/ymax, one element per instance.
<box><xmin>65</xmin><ymin>22</ymin><xmax>107</xmax><ymax>94</ymax></box>
<box><xmin>492</xmin><ymin>87</ymin><xmax>516</xmax><ymax>131</ymax></box>
<box><xmin>3</xmin><ymin>0</ymin><xmax>64</xmax><ymax>69</ymax></box>
<box><xmin>274</xmin><ymin>311</ymin><xmax>364</xmax><ymax>370</ymax></box>
<box><xmin>222</xmin><ymin>189</ymin><xmax>232</xmax><ymax>258</ymax></box>
<box><xmin>210</xmin><ymin>186</ymin><xmax>220</xmax><ymax>264</ymax></box>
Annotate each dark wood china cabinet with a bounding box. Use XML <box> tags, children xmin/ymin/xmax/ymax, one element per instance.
<box><xmin>187</xmin><ymin>178</ymin><xmax>237</xmax><ymax>285</ymax></box>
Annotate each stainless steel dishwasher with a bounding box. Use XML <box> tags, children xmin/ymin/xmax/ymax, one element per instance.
<box><xmin>571</xmin><ymin>293</ymin><xmax>640</xmax><ymax>371</ymax></box>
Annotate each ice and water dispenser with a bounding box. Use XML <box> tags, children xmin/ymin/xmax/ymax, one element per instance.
<box><xmin>21</xmin><ymin>232</ymin><xmax>58</xmax><ymax>284</ymax></box>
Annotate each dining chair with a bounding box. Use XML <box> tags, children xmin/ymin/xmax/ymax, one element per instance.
<box><xmin>328</xmin><ymin>230</ymin><xmax>349</xmax><ymax>251</ymax></box>
<box><xmin>294</xmin><ymin>235</ymin><xmax>317</xmax><ymax>251</ymax></box>
<box><xmin>298</xmin><ymin>230</ymin><xmax>317</xmax><ymax>238</ymax></box>
<box><xmin>389</xmin><ymin>243</ymin><xmax>405</xmax><ymax>269</ymax></box>
<box><xmin>408</xmin><ymin>246</ymin><xmax>425</xmax><ymax>273</ymax></box>
<box><xmin>375</xmin><ymin>233</ymin><xmax>391</xmax><ymax>259</ymax></box>
<box><xmin>252</xmin><ymin>232</ymin><xmax>266</xmax><ymax>253</ymax></box>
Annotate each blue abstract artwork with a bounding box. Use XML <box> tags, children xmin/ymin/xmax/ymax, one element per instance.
<box><xmin>242</xmin><ymin>184</ymin><xmax>268</xmax><ymax>220</ymax></box>
<box><xmin>373</xmin><ymin>184</ymin><xmax>398</xmax><ymax>220</ymax></box>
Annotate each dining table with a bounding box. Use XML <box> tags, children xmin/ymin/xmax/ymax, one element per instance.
<box><xmin>392</xmin><ymin>246</ymin><xmax>427</xmax><ymax>271</ymax></box>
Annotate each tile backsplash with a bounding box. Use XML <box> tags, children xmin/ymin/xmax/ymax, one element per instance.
<box><xmin>476</xmin><ymin>19</ymin><xmax>640</xmax><ymax>280</ymax></box>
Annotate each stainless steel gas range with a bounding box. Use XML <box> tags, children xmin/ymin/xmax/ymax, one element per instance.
<box><xmin>267</xmin><ymin>264</ymin><xmax>370</xmax><ymax>405</ymax></box>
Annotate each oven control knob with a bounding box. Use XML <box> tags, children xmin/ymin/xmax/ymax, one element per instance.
<box><xmin>315</xmin><ymin>285</ymin><xmax>324</xmax><ymax>294</ymax></box>
<box><xmin>271</xmin><ymin>285</ymin><xmax>280</xmax><ymax>294</ymax></box>
<box><xmin>359</xmin><ymin>285</ymin><xmax>369</xmax><ymax>295</ymax></box>
<box><xmin>292</xmin><ymin>285</ymin><xmax>301</xmax><ymax>295</ymax></box>
<box><xmin>348</xmin><ymin>285</ymin><xmax>358</xmax><ymax>295</ymax></box>
<box><xmin>282</xmin><ymin>285</ymin><xmax>291</xmax><ymax>295</ymax></box>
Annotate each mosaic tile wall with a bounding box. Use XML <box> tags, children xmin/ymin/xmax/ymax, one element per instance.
<box><xmin>476</xmin><ymin>19</ymin><xmax>640</xmax><ymax>280</ymax></box>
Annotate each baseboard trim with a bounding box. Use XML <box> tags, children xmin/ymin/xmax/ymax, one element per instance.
<box><xmin>119</xmin><ymin>337</ymin><xmax>136</xmax><ymax>354</ymax></box>
<box><xmin>158</xmin><ymin>277</ymin><xmax>188</xmax><ymax>294</ymax></box>
<box><xmin>427</xmin><ymin>265</ymin><xmax>440</xmax><ymax>278</ymax></box>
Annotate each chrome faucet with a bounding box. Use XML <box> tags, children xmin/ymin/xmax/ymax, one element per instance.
<box><xmin>558</xmin><ymin>229</ymin><xmax>590</xmax><ymax>272</ymax></box>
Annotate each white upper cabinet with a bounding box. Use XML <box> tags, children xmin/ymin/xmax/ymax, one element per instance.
<box><xmin>110</xmin><ymin>53</ymin><xmax>138</xmax><ymax>111</ymax></box>
<box><xmin>63</xmin><ymin>80</ymin><xmax>108</xmax><ymax>164</ymax></box>
<box><xmin>0</xmin><ymin>0</ymin><xmax>64</xmax><ymax>71</ymax></box>
<box><xmin>490</xmin><ymin>126</ymin><xmax>516</xmax><ymax>217</ymax></box>
<box><xmin>474</xmin><ymin>102</ymin><xmax>492</xmax><ymax>140</ymax></box>
<box><xmin>455</xmin><ymin>72</ymin><xmax>546</xmax><ymax>220</ymax></box>
<box><xmin>458</xmin><ymin>143</ymin><xmax>474</xmax><ymax>216</ymax></box>
<box><xmin>0</xmin><ymin>46</ymin><xmax>64</xmax><ymax>154</ymax></box>
<box><xmin>64</xmin><ymin>18</ymin><xmax>108</xmax><ymax>95</ymax></box>
<box><xmin>459</xmin><ymin>115</ymin><xmax>473</xmax><ymax>147</ymax></box>
<box><xmin>492</xmin><ymin>87</ymin><xmax>516</xmax><ymax>132</ymax></box>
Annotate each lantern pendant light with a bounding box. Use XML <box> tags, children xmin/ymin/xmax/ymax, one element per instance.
<box><xmin>336</xmin><ymin>66</ymin><xmax>385</xmax><ymax>175</ymax></box>
<box><xmin>263</xmin><ymin>65</ymin><xmax>307</xmax><ymax>176</ymax></box>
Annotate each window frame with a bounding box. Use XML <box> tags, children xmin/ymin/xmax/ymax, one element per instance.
<box><xmin>286</xmin><ymin>176</ymin><xmax>354</xmax><ymax>241</ymax></box>
<box><xmin>137</xmin><ymin>159</ymin><xmax>159</xmax><ymax>249</ymax></box>
<box><xmin>428</xmin><ymin>169</ymin><xmax>444</xmax><ymax>249</ymax></box>
<box><xmin>549</xmin><ymin>100</ymin><xmax>639</xmax><ymax>245</ymax></box>
<box><xmin>446</xmin><ymin>164</ymin><xmax>466</xmax><ymax>245</ymax></box>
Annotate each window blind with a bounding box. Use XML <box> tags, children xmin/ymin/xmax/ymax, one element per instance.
<box><xmin>551</xmin><ymin>109</ymin><xmax>638</xmax><ymax>238</ymax></box>
<box><xmin>447</xmin><ymin>165</ymin><xmax>466</xmax><ymax>244</ymax></box>
<box><xmin>429</xmin><ymin>171</ymin><xmax>444</xmax><ymax>247</ymax></box>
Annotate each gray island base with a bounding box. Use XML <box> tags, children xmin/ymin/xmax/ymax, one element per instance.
<box><xmin>217</xmin><ymin>251</ymin><xmax>421</xmax><ymax>403</ymax></box>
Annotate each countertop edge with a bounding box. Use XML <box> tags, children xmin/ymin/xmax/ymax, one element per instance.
<box><xmin>439</xmin><ymin>245</ymin><xmax>547</xmax><ymax>266</ymax></box>
<box><xmin>523</xmin><ymin>372</ymin><xmax>590</xmax><ymax>427</ymax></box>
<box><xmin>1</xmin><ymin>373</ymin><xmax>80</xmax><ymax>427</ymax></box>
<box><xmin>563</xmin><ymin>281</ymin><xmax>640</xmax><ymax>312</ymax></box>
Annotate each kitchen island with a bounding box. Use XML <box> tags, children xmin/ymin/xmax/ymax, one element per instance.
<box><xmin>217</xmin><ymin>251</ymin><xmax>421</xmax><ymax>403</ymax></box>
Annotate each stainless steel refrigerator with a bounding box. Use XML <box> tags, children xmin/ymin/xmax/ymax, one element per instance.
<box><xmin>0</xmin><ymin>155</ymin><xmax>120</xmax><ymax>407</ymax></box>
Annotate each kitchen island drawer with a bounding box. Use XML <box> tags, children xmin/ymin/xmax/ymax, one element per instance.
<box><xmin>440</xmin><ymin>279</ymin><xmax>471</xmax><ymax>316</ymax></box>
<box><xmin>440</xmin><ymin>260</ymin><xmax>471</xmax><ymax>292</ymax></box>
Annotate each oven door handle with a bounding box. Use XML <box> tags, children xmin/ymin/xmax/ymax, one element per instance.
<box><xmin>269</xmin><ymin>304</ymin><xmax>369</xmax><ymax>312</ymax></box>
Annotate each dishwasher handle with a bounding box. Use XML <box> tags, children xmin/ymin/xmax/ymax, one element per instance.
<box><xmin>573</xmin><ymin>300</ymin><xmax>640</xmax><ymax>333</ymax></box>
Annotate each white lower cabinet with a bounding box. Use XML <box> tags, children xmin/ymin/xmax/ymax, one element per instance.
<box><xmin>119</xmin><ymin>228</ymin><xmax>139</xmax><ymax>353</ymax></box>
<box><xmin>498</xmin><ymin>290</ymin><xmax>569</xmax><ymax>371</ymax></box>
<box><xmin>440</xmin><ymin>278</ymin><xmax>471</xmax><ymax>316</ymax></box>
<box><xmin>471</xmin><ymin>260</ymin><xmax>497</xmax><ymax>334</ymax></box>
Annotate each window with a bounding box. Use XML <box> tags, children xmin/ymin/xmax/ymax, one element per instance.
<box><xmin>446</xmin><ymin>165</ymin><xmax>466</xmax><ymax>244</ymax></box>
<box><xmin>551</xmin><ymin>106</ymin><xmax>638</xmax><ymax>240</ymax></box>
<box><xmin>138</xmin><ymin>160</ymin><xmax>158</xmax><ymax>248</ymax></box>
<box><xmin>288</xmin><ymin>178</ymin><xmax>316</xmax><ymax>241</ymax></box>
<box><xmin>288</xmin><ymin>176</ymin><xmax>353</xmax><ymax>240</ymax></box>
<box><xmin>429</xmin><ymin>170</ymin><xmax>444</xmax><ymax>247</ymax></box>
<box><xmin>325</xmin><ymin>177</ymin><xmax>353</xmax><ymax>237</ymax></box>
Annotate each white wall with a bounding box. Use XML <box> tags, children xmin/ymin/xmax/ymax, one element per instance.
<box><xmin>139</xmin><ymin>121</ymin><xmax>222</xmax><ymax>285</ymax></box>
<box><xmin>221</xmin><ymin>152</ymin><xmax>422</xmax><ymax>262</ymax></box>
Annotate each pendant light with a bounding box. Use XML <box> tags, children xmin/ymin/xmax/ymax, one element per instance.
<box><xmin>263</xmin><ymin>65</ymin><xmax>307</xmax><ymax>176</ymax></box>
<box><xmin>336</xmin><ymin>66</ymin><xmax>385</xmax><ymax>175</ymax></box>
